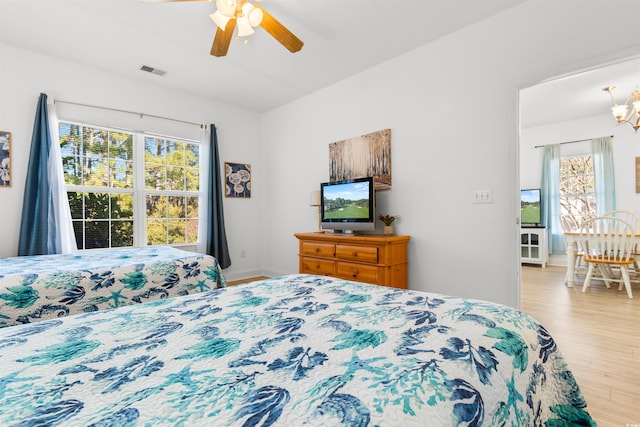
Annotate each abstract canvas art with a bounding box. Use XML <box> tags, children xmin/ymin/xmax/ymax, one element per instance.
<box><xmin>225</xmin><ymin>162</ymin><xmax>251</xmax><ymax>198</ymax></box>
<box><xmin>329</xmin><ymin>128</ymin><xmax>391</xmax><ymax>190</ymax></box>
<box><xmin>0</xmin><ymin>131</ymin><xmax>11</xmax><ymax>187</ymax></box>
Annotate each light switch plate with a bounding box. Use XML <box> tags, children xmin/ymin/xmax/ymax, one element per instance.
<box><xmin>472</xmin><ymin>190</ymin><xmax>493</xmax><ymax>204</ymax></box>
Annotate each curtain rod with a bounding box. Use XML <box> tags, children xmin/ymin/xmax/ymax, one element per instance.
<box><xmin>54</xmin><ymin>99</ymin><xmax>204</xmax><ymax>128</ymax></box>
<box><xmin>534</xmin><ymin>135</ymin><xmax>614</xmax><ymax>148</ymax></box>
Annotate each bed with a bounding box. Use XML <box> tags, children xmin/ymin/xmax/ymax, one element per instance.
<box><xmin>0</xmin><ymin>274</ymin><xmax>594</xmax><ymax>426</ymax></box>
<box><xmin>0</xmin><ymin>246</ymin><xmax>226</xmax><ymax>327</ymax></box>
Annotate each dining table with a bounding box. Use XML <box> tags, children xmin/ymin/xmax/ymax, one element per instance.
<box><xmin>563</xmin><ymin>230</ymin><xmax>640</xmax><ymax>287</ymax></box>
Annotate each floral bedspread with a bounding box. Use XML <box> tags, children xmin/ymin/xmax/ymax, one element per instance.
<box><xmin>0</xmin><ymin>246</ymin><xmax>225</xmax><ymax>327</ymax></box>
<box><xmin>0</xmin><ymin>274</ymin><xmax>593</xmax><ymax>426</ymax></box>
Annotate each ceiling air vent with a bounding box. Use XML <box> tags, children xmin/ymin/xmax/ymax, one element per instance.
<box><xmin>140</xmin><ymin>65</ymin><xmax>166</xmax><ymax>76</ymax></box>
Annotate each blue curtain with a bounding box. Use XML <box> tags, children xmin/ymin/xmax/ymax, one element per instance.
<box><xmin>205</xmin><ymin>124</ymin><xmax>231</xmax><ymax>268</ymax></box>
<box><xmin>18</xmin><ymin>94</ymin><xmax>54</xmax><ymax>255</ymax></box>
<box><xmin>592</xmin><ymin>136</ymin><xmax>616</xmax><ymax>215</ymax></box>
<box><xmin>540</xmin><ymin>144</ymin><xmax>563</xmax><ymax>255</ymax></box>
<box><xmin>18</xmin><ymin>93</ymin><xmax>76</xmax><ymax>256</ymax></box>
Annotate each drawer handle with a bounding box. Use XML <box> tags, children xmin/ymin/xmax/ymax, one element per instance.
<box><xmin>352</xmin><ymin>251</ymin><xmax>358</xmax><ymax>256</ymax></box>
<box><xmin>315</xmin><ymin>248</ymin><xmax>320</xmax><ymax>252</ymax></box>
<box><xmin>315</xmin><ymin>263</ymin><xmax>320</xmax><ymax>269</ymax></box>
<box><xmin>352</xmin><ymin>269</ymin><xmax>359</xmax><ymax>277</ymax></box>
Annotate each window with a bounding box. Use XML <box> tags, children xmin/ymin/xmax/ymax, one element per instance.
<box><xmin>60</xmin><ymin>122</ymin><xmax>200</xmax><ymax>250</ymax></box>
<box><xmin>559</xmin><ymin>154</ymin><xmax>596</xmax><ymax>223</ymax></box>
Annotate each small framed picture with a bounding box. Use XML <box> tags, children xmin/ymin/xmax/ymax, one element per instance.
<box><xmin>225</xmin><ymin>162</ymin><xmax>251</xmax><ymax>198</ymax></box>
<box><xmin>0</xmin><ymin>131</ymin><xmax>11</xmax><ymax>187</ymax></box>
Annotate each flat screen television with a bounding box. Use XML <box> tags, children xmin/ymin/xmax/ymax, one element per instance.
<box><xmin>521</xmin><ymin>188</ymin><xmax>542</xmax><ymax>227</ymax></box>
<box><xmin>320</xmin><ymin>176</ymin><xmax>375</xmax><ymax>234</ymax></box>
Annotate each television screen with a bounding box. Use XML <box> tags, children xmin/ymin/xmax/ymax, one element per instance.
<box><xmin>320</xmin><ymin>177</ymin><xmax>375</xmax><ymax>233</ymax></box>
<box><xmin>521</xmin><ymin>188</ymin><xmax>542</xmax><ymax>226</ymax></box>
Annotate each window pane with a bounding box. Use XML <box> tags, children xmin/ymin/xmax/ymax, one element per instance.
<box><xmin>68</xmin><ymin>192</ymin><xmax>83</xmax><ymax>219</ymax></box>
<box><xmin>85</xmin><ymin>221</ymin><xmax>109</xmax><ymax>249</ymax></box>
<box><xmin>167</xmin><ymin>141</ymin><xmax>185</xmax><ymax>166</ymax></box>
<box><xmin>111</xmin><ymin>221</ymin><xmax>133</xmax><ymax>247</ymax></box>
<box><xmin>111</xmin><ymin>194</ymin><xmax>133</xmax><ymax>219</ymax></box>
<box><xmin>186</xmin><ymin>219</ymin><xmax>199</xmax><ymax>243</ymax></box>
<box><xmin>186</xmin><ymin>144</ymin><xmax>199</xmax><ymax>167</ymax></box>
<box><xmin>84</xmin><ymin>153</ymin><xmax>109</xmax><ymax>186</ymax></box>
<box><xmin>186</xmin><ymin>197</ymin><xmax>198</xmax><ymax>218</ymax></box>
<box><xmin>147</xmin><ymin>219</ymin><xmax>167</xmax><ymax>245</ymax></box>
<box><xmin>145</xmin><ymin>165</ymin><xmax>165</xmax><ymax>190</ymax></box>
<box><xmin>168</xmin><ymin>220</ymin><xmax>185</xmax><ymax>244</ymax></box>
<box><xmin>186</xmin><ymin>168</ymin><xmax>199</xmax><ymax>192</ymax></box>
<box><xmin>84</xmin><ymin>127</ymin><xmax>109</xmax><ymax>158</ymax></box>
<box><xmin>168</xmin><ymin>196</ymin><xmax>185</xmax><ymax>218</ymax></box>
<box><xmin>145</xmin><ymin>137</ymin><xmax>165</xmax><ymax>164</ymax></box>
<box><xmin>85</xmin><ymin>192</ymin><xmax>110</xmax><ymax>219</ymax></box>
<box><xmin>585</xmin><ymin>175</ymin><xmax>595</xmax><ymax>188</ymax></box>
<box><xmin>60</xmin><ymin>123</ymin><xmax>82</xmax><ymax>185</ymax></box>
<box><xmin>110</xmin><ymin>132</ymin><xmax>133</xmax><ymax>162</ymax></box>
<box><xmin>147</xmin><ymin>195</ymin><xmax>166</xmax><ymax>218</ymax></box>
<box><xmin>167</xmin><ymin>166</ymin><xmax>185</xmax><ymax>191</ymax></box>
<box><xmin>110</xmin><ymin>159</ymin><xmax>133</xmax><ymax>188</ymax></box>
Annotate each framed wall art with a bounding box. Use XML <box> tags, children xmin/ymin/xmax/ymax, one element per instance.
<box><xmin>0</xmin><ymin>131</ymin><xmax>11</xmax><ymax>187</ymax></box>
<box><xmin>225</xmin><ymin>162</ymin><xmax>251</xmax><ymax>198</ymax></box>
<box><xmin>329</xmin><ymin>128</ymin><xmax>391</xmax><ymax>190</ymax></box>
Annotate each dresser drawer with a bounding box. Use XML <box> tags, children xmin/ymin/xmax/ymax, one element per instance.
<box><xmin>300</xmin><ymin>257</ymin><xmax>336</xmax><ymax>276</ymax></box>
<box><xmin>336</xmin><ymin>262</ymin><xmax>380</xmax><ymax>284</ymax></box>
<box><xmin>301</xmin><ymin>242</ymin><xmax>335</xmax><ymax>258</ymax></box>
<box><xmin>336</xmin><ymin>245</ymin><xmax>378</xmax><ymax>263</ymax></box>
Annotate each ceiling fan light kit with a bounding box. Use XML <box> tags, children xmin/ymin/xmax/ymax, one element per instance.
<box><xmin>242</xmin><ymin>2</ymin><xmax>263</xmax><ymax>27</ymax></box>
<box><xmin>603</xmin><ymin>85</ymin><xmax>640</xmax><ymax>133</ymax></box>
<box><xmin>209</xmin><ymin>10</ymin><xmax>230</xmax><ymax>30</ymax></box>
<box><xmin>151</xmin><ymin>0</ymin><xmax>303</xmax><ymax>57</ymax></box>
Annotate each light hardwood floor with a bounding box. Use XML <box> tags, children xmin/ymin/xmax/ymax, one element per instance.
<box><xmin>230</xmin><ymin>271</ymin><xmax>640</xmax><ymax>425</ymax></box>
<box><xmin>521</xmin><ymin>265</ymin><xmax>640</xmax><ymax>426</ymax></box>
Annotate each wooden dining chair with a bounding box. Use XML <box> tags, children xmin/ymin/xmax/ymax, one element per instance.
<box><xmin>604</xmin><ymin>210</ymin><xmax>640</xmax><ymax>272</ymax></box>
<box><xmin>560</xmin><ymin>215</ymin><xmax>586</xmax><ymax>275</ymax></box>
<box><xmin>603</xmin><ymin>210</ymin><xmax>639</xmax><ymax>231</ymax></box>
<box><xmin>579</xmin><ymin>216</ymin><xmax>635</xmax><ymax>298</ymax></box>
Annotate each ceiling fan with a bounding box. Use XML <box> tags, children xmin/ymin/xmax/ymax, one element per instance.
<box><xmin>146</xmin><ymin>0</ymin><xmax>303</xmax><ymax>57</ymax></box>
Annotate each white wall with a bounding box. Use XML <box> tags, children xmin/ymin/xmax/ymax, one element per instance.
<box><xmin>2</xmin><ymin>2</ymin><xmax>639</xmax><ymax>308</ymax></box>
<box><xmin>261</xmin><ymin>1</ymin><xmax>640</xmax><ymax>307</ymax></box>
<box><xmin>520</xmin><ymin>113</ymin><xmax>640</xmax><ymax>265</ymax></box>
<box><xmin>0</xmin><ymin>44</ymin><xmax>265</xmax><ymax>281</ymax></box>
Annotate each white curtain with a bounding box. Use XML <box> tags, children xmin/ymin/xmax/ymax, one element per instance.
<box><xmin>197</xmin><ymin>125</ymin><xmax>210</xmax><ymax>254</ymax></box>
<box><xmin>47</xmin><ymin>97</ymin><xmax>77</xmax><ymax>253</ymax></box>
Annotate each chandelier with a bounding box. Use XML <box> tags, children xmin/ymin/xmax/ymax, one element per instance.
<box><xmin>603</xmin><ymin>86</ymin><xmax>640</xmax><ymax>133</ymax></box>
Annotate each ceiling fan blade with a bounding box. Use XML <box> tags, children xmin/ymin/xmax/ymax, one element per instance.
<box><xmin>211</xmin><ymin>18</ymin><xmax>236</xmax><ymax>57</ymax></box>
<box><xmin>257</xmin><ymin>6</ymin><xmax>303</xmax><ymax>53</ymax></box>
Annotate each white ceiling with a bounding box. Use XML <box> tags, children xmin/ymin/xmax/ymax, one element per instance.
<box><xmin>1</xmin><ymin>0</ymin><xmax>638</xmax><ymax>126</ymax></box>
<box><xmin>520</xmin><ymin>56</ymin><xmax>640</xmax><ymax>129</ymax></box>
<box><xmin>0</xmin><ymin>0</ymin><xmax>525</xmax><ymax>112</ymax></box>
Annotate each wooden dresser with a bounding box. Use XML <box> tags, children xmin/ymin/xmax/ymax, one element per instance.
<box><xmin>294</xmin><ymin>232</ymin><xmax>410</xmax><ymax>289</ymax></box>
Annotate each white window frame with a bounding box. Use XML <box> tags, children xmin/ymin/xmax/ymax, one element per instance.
<box><xmin>559</xmin><ymin>153</ymin><xmax>596</xmax><ymax>222</ymax></box>
<box><xmin>61</xmin><ymin>120</ymin><xmax>201</xmax><ymax>250</ymax></box>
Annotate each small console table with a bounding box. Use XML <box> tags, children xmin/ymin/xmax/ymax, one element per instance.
<box><xmin>294</xmin><ymin>232</ymin><xmax>410</xmax><ymax>289</ymax></box>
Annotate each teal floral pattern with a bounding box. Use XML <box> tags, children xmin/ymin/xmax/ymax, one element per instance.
<box><xmin>0</xmin><ymin>274</ymin><xmax>593</xmax><ymax>426</ymax></box>
<box><xmin>0</xmin><ymin>246</ymin><xmax>226</xmax><ymax>327</ymax></box>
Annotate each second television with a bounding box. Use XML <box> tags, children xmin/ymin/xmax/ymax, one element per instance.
<box><xmin>320</xmin><ymin>176</ymin><xmax>375</xmax><ymax>234</ymax></box>
<box><xmin>520</xmin><ymin>188</ymin><xmax>542</xmax><ymax>227</ymax></box>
